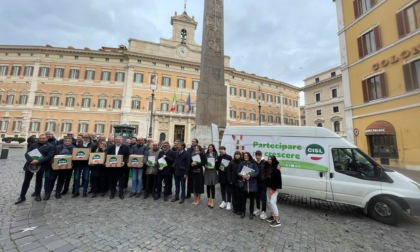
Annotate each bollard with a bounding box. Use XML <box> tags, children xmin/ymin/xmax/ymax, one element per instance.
<box><xmin>0</xmin><ymin>147</ymin><xmax>9</xmax><ymax>159</ymax></box>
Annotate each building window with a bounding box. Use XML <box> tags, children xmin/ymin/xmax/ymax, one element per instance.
<box><xmin>12</xmin><ymin>66</ymin><xmax>21</xmax><ymax>76</ymax></box>
<box><xmin>331</xmin><ymin>71</ymin><xmax>336</xmax><ymax>77</ymax></box>
<box><xmin>362</xmin><ymin>73</ymin><xmax>387</xmax><ymax>102</ymax></box>
<box><xmin>62</xmin><ymin>123</ymin><xmax>72</xmax><ymax>133</ymax></box>
<box><xmin>30</xmin><ymin>121</ymin><xmax>40</xmax><ymax>132</ymax></box>
<box><xmin>95</xmin><ymin>124</ymin><xmax>105</xmax><ymax>134</ymax></box>
<box><xmin>357</xmin><ymin>27</ymin><xmax>382</xmax><ymax>58</ymax></box>
<box><xmin>283</xmin><ymin>97</ymin><xmax>288</xmax><ymax>105</ymax></box>
<box><xmin>177</xmin><ymin>104</ymin><xmax>184</xmax><ymax>112</ymax></box>
<box><xmin>332</xmin><ymin>88</ymin><xmax>338</xmax><ymax>98</ymax></box>
<box><xmin>13</xmin><ymin>120</ymin><xmax>22</xmax><ymax>132</ymax></box>
<box><xmin>334</xmin><ymin>121</ymin><xmax>340</xmax><ymax>133</ymax></box>
<box><xmin>132</xmin><ymin>100</ymin><xmax>140</xmax><ymax>110</ymax></box>
<box><xmin>45</xmin><ymin>122</ymin><xmax>56</xmax><ymax>132</ymax></box>
<box><xmin>240</xmin><ymin>89</ymin><xmax>247</xmax><ymax>98</ymax></box>
<box><xmin>230</xmin><ymin>87</ymin><xmax>237</xmax><ymax>96</ymax></box>
<box><xmin>113</xmin><ymin>99</ymin><xmax>122</xmax><ymax>109</ymax></box>
<box><xmin>39</xmin><ymin>67</ymin><xmax>49</xmax><ymax>77</ymax></box>
<box><xmin>250</xmin><ymin>90</ymin><xmax>256</xmax><ymax>99</ymax></box>
<box><xmin>317</xmin><ymin>123</ymin><xmax>323</xmax><ymax>127</ymax></box>
<box><xmin>0</xmin><ymin>66</ymin><xmax>8</xmax><ymax>76</ymax></box>
<box><xmin>192</xmin><ymin>80</ymin><xmax>199</xmax><ymax>90</ymax></box>
<box><xmin>240</xmin><ymin>111</ymin><xmax>246</xmax><ymax>120</ymax></box>
<box><xmin>177</xmin><ymin>79</ymin><xmax>186</xmax><ymax>88</ymax></box>
<box><xmin>396</xmin><ymin>1</ymin><xmax>420</xmax><ymax>38</ymax></box>
<box><xmin>85</xmin><ymin>70</ymin><xmax>95</xmax><ymax>80</ymax></box>
<box><xmin>54</xmin><ymin>68</ymin><xmax>64</xmax><ymax>78</ymax></box>
<box><xmin>315</xmin><ymin>93</ymin><xmax>321</xmax><ymax>102</ymax></box>
<box><xmin>294</xmin><ymin>100</ymin><xmax>299</xmax><ymax>107</ymax></box>
<box><xmin>82</xmin><ymin>98</ymin><xmax>91</xmax><ymax>108</ymax></box>
<box><xmin>284</xmin><ymin>118</ymin><xmax>289</xmax><ymax>125</ymax></box>
<box><xmin>134</xmin><ymin>73</ymin><xmax>143</xmax><ymax>83</ymax></box>
<box><xmin>315</xmin><ymin>77</ymin><xmax>320</xmax><ymax>83</ymax></box>
<box><xmin>162</xmin><ymin>76</ymin><xmax>171</xmax><ymax>87</ymax></box>
<box><xmin>66</xmin><ymin>97</ymin><xmax>75</xmax><ymax>107</ymax></box>
<box><xmin>276</xmin><ymin>116</ymin><xmax>281</xmax><ymax>124</ymax></box>
<box><xmin>98</xmin><ymin>98</ymin><xmax>107</xmax><ymax>109</ymax></box>
<box><xmin>316</xmin><ymin>110</ymin><xmax>322</xmax><ymax>116</ymax></box>
<box><xmin>403</xmin><ymin>59</ymin><xmax>420</xmax><ymax>91</ymax></box>
<box><xmin>260</xmin><ymin>93</ymin><xmax>265</xmax><ymax>101</ymax></box>
<box><xmin>24</xmin><ymin>66</ymin><xmax>34</xmax><ymax>76</ymax></box>
<box><xmin>161</xmin><ymin>103</ymin><xmax>169</xmax><ymax>111</ymax></box>
<box><xmin>6</xmin><ymin>94</ymin><xmax>14</xmax><ymax>104</ymax></box>
<box><xmin>34</xmin><ymin>96</ymin><xmax>44</xmax><ymax>106</ymax></box>
<box><xmin>250</xmin><ymin>112</ymin><xmax>256</xmax><ymax>121</ymax></box>
<box><xmin>268</xmin><ymin>115</ymin><xmax>274</xmax><ymax>123</ymax></box>
<box><xmin>260</xmin><ymin>114</ymin><xmax>265</xmax><ymax>123</ymax></box>
<box><xmin>79</xmin><ymin>123</ymin><xmax>89</xmax><ymax>133</ymax></box>
<box><xmin>50</xmin><ymin>96</ymin><xmax>59</xmax><ymax>106</ymax></box>
<box><xmin>19</xmin><ymin>95</ymin><xmax>28</xmax><ymax>105</ymax></box>
<box><xmin>230</xmin><ymin>109</ymin><xmax>237</xmax><ymax>119</ymax></box>
<box><xmin>267</xmin><ymin>94</ymin><xmax>273</xmax><ymax>102</ymax></box>
<box><xmin>116</xmin><ymin>72</ymin><xmax>125</xmax><ymax>82</ymax></box>
<box><xmin>353</xmin><ymin>0</ymin><xmax>377</xmax><ymax>18</ymax></box>
<box><xmin>101</xmin><ymin>71</ymin><xmax>111</xmax><ymax>81</ymax></box>
<box><xmin>368</xmin><ymin>135</ymin><xmax>399</xmax><ymax>158</ymax></box>
<box><xmin>69</xmin><ymin>69</ymin><xmax>79</xmax><ymax>79</ymax></box>
<box><xmin>333</xmin><ymin>106</ymin><xmax>339</xmax><ymax>113</ymax></box>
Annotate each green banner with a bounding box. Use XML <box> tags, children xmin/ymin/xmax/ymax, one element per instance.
<box><xmin>280</xmin><ymin>160</ymin><xmax>328</xmax><ymax>172</ymax></box>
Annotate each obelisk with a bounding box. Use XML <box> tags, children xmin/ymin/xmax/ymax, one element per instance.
<box><xmin>192</xmin><ymin>0</ymin><xmax>226</xmax><ymax>147</ymax></box>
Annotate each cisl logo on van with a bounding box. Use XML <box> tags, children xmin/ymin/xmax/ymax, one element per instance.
<box><xmin>305</xmin><ymin>144</ymin><xmax>325</xmax><ymax>161</ymax></box>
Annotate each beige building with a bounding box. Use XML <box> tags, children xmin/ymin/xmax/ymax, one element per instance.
<box><xmin>0</xmin><ymin>10</ymin><xmax>300</xmax><ymax>144</ymax></box>
<box><xmin>300</xmin><ymin>106</ymin><xmax>306</xmax><ymax>126</ymax></box>
<box><xmin>301</xmin><ymin>66</ymin><xmax>346</xmax><ymax>138</ymax></box>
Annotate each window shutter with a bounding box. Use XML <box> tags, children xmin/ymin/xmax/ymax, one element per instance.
<box><xmin>353</xmin><ymin>0</ymin><xmax>360</xmax><ymax>19</ymax></box>
<box><xmin>52</xmin><ymin>122</ymin><xmax>56</xmax><ymax>132</ymax></box>
<box><xmin>45</xmin><ymin>122</ymin><xmax>48</xmax><ymax>131</ymax></box>
<box><xmin>94</xmin><ymin>124</ymin><xmax>97</xmax><ymax>133</ymax></box>
<box><xmin>38</xmin><ymin>67</ymin><xmax>42</xmax><ymax>77</ymax></box>
<box><xmin>379</xmin><ymin>73</ymin><xmax>388</xmax><ymax>98</ymax></box>
<box><xmin>69</xmin><ymin>124</ymin><xmax>72</xmax><ymax>132</ymax></box>
<box><xmin>46</xmin><ymin>68</ymin><xmax>50</xmax><ymax>77</ymax></box>
<box><xmin>50</xmin><ymin>97</ymin><xmax>53</xmax><ymax>106</ymax></box>
<box><xmin>0</xmin><ymin>121</ymin><xmax>3</xmax><ymax>131</ymax></box>
<box><xmin>396</xmin><ymin>11</ymin><xmax>405</xmax><ymax>38</ymax></box>
<box><xmin>373</xmin><ymin>26</ymin><xmax>382</xmax><ymax>50</ymax></box>
<box><xmin>403</xmin><ymin>63</ymin><xmax>413</xmax><ymax>91</ymax></box>
<box><xmin>29</xmin><ymin>122</ymin><xmax>32</xmax><ymax>131</ymax></box>
<box><xmin>17</xmin><ymin>66</ymin><xmax>21</xmax><ymax>76</ymax></box>
<box><xmin>85</xmin><ymin>70</ymin><xmax>88</xmax><ymax>79</ymax></box>
<box><xmin>362</xmin><ymin>79</ymin><xmax>369</xmax><ymax>102</ymax></box>
<box><xmin>61</xmin><ymin>123</ymin><xmax>64</xmax><ymax>132</ymax></box>
<box><xmin>12</xmin><ymin>121</ymin><xmax>16</xmax><ymax>131</ymax></box>
<box><xmin>78</xmin><ymin>123</ymin><xmax>81</xmax><ymax>133</ymax></box>
<box><xmin>357</xmin><ymin>36</ymin><xmax>364</xmax><ymax>58</ymax></box>
<box><xmin>101</xmin><ymin>71</ymin><xmax>104</xmax><ymax>81</ymax></box>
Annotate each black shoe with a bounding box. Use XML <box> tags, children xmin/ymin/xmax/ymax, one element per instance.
<box><xmin>135</xmin><ymin>193</ymin><xmax>141</xmax><ymax>198</ymax></box>
<box><xmin>92</xmin><ymin>193</ymin><xmax>97</xmax><ymax>198</ymax></box>
<box><xmin>266</xmin><ymin>216</ymin><xmax>275</xmax><ymax>223</ymax></box>
<box><xmin>83</xmin><ymin>193</ymin><xmax>87</xmax><ymax>197</ymax></box>
<box><xmin>143</xmin><ymin>193</ymin><xmax>149</xmax><ymax>199</ymax></box>
<box><xmin>154</xmin><ymin>195</ymin><xmax>160</xmax><ymax>200</ymax></box>
<box><xmin>171</xmin><ymin>198</ymin><xmax>179</xmax><ymax>202</ymax></box>
<box><xmin>55</xmin><ymin>193</ymin><xmax>61</xmax><ymax>199</ymax></box>
<box><xmin>119</xmin><ymin>192</ymin><xmax>124</xmax><ymax>200</ymax></box>
<box><xmin>110</xmin><ymin>193</ymin><xmax>115</xmax><ymax>199</ymax></box>
<box><xmin>88</xmin><ymin>190</ymin><xmax>92</xmax><ymax>194</ymax></box>
<box><xmin>240</xmin><ymin>212</ymin><xmax>245</xmax><ymax>218</ymax></box>
<box><xmin>163</xmin><ymin>196</ymin><xmax>168</xmax><ymax>202</ymax></box>
<box><xmin>15</xmin><ymin>197</ymin><xmax>26</xmax><ymax>204</ymax></box>
<box><xmin>101</xmin><ymin>193</ymin><xmax>106</xmax><ymax>197</ymax></box>
<box><xmin>43</xmin><ymin>193</ymin><xmax>50</xmax><ymax>201</ymax></box>
<box><xmin>236</xmin><ymin>211</ymin><xmax>241</xmax><ymax>215</ymax></box>
<box><xmin>185</xmin><ymin>195</ymin><xmax>191</xmax><ymax>199</ymax></box>
<box><xmin>71</xmin><ymin>192</ymin><xmax>80</xmax><ymax>198</ymax></box>
<box><xmin>61</xmin><ymin>189</ymin><xmax>68</xmax><ymax>195</ymax></box>
<box><xmin>31</xmin><ymin>192</ymin><xmax>37</xmax><ymax>197</ymax></box>
<box><xmin>179</xmin><ymin>199</ymin><xmax>184</xmax><ymax>204</ymax></box>
<box><xmin>129</xmin><ymin>192</ymin><xmax>136</xmax><ymax>198</ymax></box>
<box><xmin>249</xmin><ymin>214</ymin><xmax>254</xmax><ymax>220</ymax></box>
<box><xmin>35</xmin><ymin>195</ymin><xmax>42</xmax><ymax>202</ymax></box>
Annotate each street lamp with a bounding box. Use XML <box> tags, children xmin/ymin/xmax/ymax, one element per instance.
<box><xmin>148</xmin><ymin>73</ymin><xmax>157</xmax><ymax>139</ymax></box>
<box><xmin>258</xmin><ymin>86</ymin><xmax>262</xmax><ymax>126</ymax></box>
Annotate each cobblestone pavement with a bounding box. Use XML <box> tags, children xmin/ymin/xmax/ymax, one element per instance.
<box><xmin>1</xmin><ymin>149</ymin><xmax>420</xmax><ymax>251</ymax></box>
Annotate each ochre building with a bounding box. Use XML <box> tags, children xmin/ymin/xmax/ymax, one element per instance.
<box><xmin>0</xmin><ymin>10</ymin><xmax>300</xmax><ymax>144</ymax></box>
<box><xmin>335</xmin><ymin>0</ymin><xmax>420</xmax><ymax>169</ymax></box>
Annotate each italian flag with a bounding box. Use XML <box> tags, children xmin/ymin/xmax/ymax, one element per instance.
<box><xmin>170</xmin><ymin>93</ymin><xmax>177</xmax><ymax>112</ymax></box>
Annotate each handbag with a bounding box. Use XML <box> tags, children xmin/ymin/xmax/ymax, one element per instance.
<box><xmin>192</xmin><ymin>167</ymin><xmax>202</xmax><ymax>174</ymax></box>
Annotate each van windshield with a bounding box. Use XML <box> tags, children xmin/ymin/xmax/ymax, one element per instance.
<box><xmin>332</xmin><ymin>148</ymin><xmax>379</xmax><ymax>179</ymax></box>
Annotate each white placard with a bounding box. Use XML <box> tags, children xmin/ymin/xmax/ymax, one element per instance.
<box><xmin>206</xmin><ymin>157</ymin><xmax>215</xmax><ymax>169</ymax></box>
<box><xmin>239</xmin><ymin>166</ymin><xmax>255</xmax><ymax>176</ymax></box>
<box><xmin>192</xmin><ymin>155</ymin><xmax>201</xmax><ymax>163</ymax></box>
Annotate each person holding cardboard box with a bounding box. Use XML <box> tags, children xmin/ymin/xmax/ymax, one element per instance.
<box><xmin>144</xmin><ymin>142</ymin><xmax>160</xmax><ymax>199</ymax></box>
<box><xmin>129</xmin><ymin>137</ymin><xmax>149</xmax><ymax>198</ymax></box>
<box><xmin>44</xmin><ymin>137</ymin><xmax>74</xmax><ymax>200</ymax></box>
<box><xmin>106</xmin><ymin>136</ymin><xmax>130</xmax><ymax>199</ymax></box>
<box><xmin>90</xmin><ymin>141</ymin><xmax>107</xmax><ymax>198</ymax></box>
<box><xmin>72</xmin><ymin>134</ymin><xmax>95</xmax><ymax>198</ymax></box>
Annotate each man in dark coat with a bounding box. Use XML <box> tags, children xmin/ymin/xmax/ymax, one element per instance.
<box><xmin>172</xmin><ymin>142</ymin><xmax>191</xmax><ymax>204</ymax></box>
<box><xmin>254</xmin><ymin>150</ymin><xmax>268</xmax><ymax>219</ymax></box>
<box><xmin>155</xmin><ymin>141</ymin><xmax>176</xmax><ymax>201</ymax></box>
<box><xmin>106</xmin><ymin>136</ymin><xmax>130</xmax><ymax>199</ymax></box>
<box><xmin>15</xmin><ymin>134</ymin><xmax>54</xmax><ymax>204</ymax></box>
<box><xmin>185</xmin><ymin>138</ymin><xmax>198</xmax><ymax>199</ymax></box>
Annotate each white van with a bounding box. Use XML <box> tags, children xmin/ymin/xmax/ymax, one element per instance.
<box><xmin>221</xmin><ymin>126</ymin><xmax>420</xmax><ymax>225</ymax></box>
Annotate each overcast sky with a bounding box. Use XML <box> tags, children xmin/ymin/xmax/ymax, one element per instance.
<box><xmin>0</xmin><ymin>0</ymin><xmax>340</xmax><ymax>99</ymax></box>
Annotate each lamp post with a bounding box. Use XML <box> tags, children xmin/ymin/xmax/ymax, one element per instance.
<box><xmin>258</xmin><ymin>86</ymin><xmax>262</xmax><ymax>126</ymax></box>
<box><xmin>148</xmin><ymin>73</ymin><xmax>157</xmax><ymax>139</ymax></box>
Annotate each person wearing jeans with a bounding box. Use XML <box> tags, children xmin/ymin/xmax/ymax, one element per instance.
<box><xmin>72</xmin><ymin>134</ymin><xmax>94</xmax><ymax>198</ymax></box>
<box><xmin>237</xmin><ymin>152</ymin><xmax>259</xmax><ymax>220</ymax></box>
<box><xmin>265</xmin><ymin>155</ymin><xmax>283</xmax><ymax>227</ymax></box>
<box><xmin>129</xmin><ymin>137</ymin><xmax>149</xmax><ymax>198</ymax></box>
<box><xmin>254</xmin><ymin>150</ymin><xmax>268</xmax><ymax>219</ymax></box>
<box><xmin>217</xmin><ymin>146</ymin><xmax>232</xmax><ymax>210</ymax></box>
<box><xmin>172</xmin><ymin>142</ymin><xmax>190</xmax><ymax>204</ymax></box>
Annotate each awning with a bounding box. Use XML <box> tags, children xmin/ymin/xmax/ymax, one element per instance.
<box><xmin>365</xmin><ymin>120</ymin><xmax>396</xmax><ymax>135</ymax></box>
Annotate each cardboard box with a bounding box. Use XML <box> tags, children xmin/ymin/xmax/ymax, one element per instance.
<box><xmin>52</xmin><ymin>155</ymin><xmax>72</xmax><ymax>170</ymax></box>
<box><xmin>72</xmin><ymin>148</ymin><xmax>91</xmax><ymax>161</ymax></box>
<box><xmin>128</xmin><ymin>155</ymin><xmax>144</xmax><ymax>168</ymax></box>
<box><xmin>88</xmin><ymin>153</ymin><xmax>105</xmax><ymax>165</ymax></box>
<box><xmin>105</xmin><ymin>155</ymin><xmax>124</xmax><ymax>168</ymax></box>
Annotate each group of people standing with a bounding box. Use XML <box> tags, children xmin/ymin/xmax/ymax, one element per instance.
<box><xmin>15</xmin><ymin>133</ymin><xmax>283</xmax><ymax>228</ymax></box>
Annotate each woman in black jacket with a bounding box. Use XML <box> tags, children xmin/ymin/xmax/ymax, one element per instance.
<box><xmin>265</xmin><ymin>155</ymin><xmax>282</xmax><ymax>227</ymax></box>
<box><xmin>187</xmin><ymin>145</ymin><xmax>206</xmax><ymax>206</ymax></box>
<box><xmin>229</xmin><ymin>151</ymin><xmax>242</xmax><ymax>214</ymax></box>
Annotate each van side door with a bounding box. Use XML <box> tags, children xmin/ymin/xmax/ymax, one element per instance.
<box><xmin>329</xmin><ymin>147</ymin><xmax>381</xmax><ymax>207</ymax></box>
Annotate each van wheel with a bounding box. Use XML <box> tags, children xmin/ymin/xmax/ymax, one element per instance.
<box><xmin>368</xmin><ymin>196</ymin><xmax>402</xmax><ymax>226</ymax></box>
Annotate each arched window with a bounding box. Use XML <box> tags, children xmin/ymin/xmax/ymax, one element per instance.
<box><xmin>317</xmin><ymin>123</ymin><xmax>323</xmax><ymax>127</ymax></box>
<box><xmin>159</xmin><ymin>133</ymin><xmax>166</xmax><ymax>143</ymax></box>
<box><xmin>334</xmin><ymin>121</ymin><xmax>340</xmax><ymax>132</ymax></box>
<box><xmin>181</xmin><ymin>29</ymin><xmax>187</xmax><ymax>44</ymax></box>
